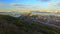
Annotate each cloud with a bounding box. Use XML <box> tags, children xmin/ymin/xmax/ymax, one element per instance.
<box><xmin>36</xmin><ymin>0</ymin><xmax>51</xmax><ymax>2</ymax></box>
<box><xmin>0</xmin><ymin>3</ymin><xmax>5</xmax><ymax>6</ymax></box>
<box><xmin>10</xmin><ymin>3</ymin><xmax>31</xmax><ymax>7</ymax></box>
<box><xmin>47</xmin><ymin>2</ymin><xmax>60</xmax><ymax>10</ymax></box>
<box><xmin>53</xmin><ymin>2</ymin><xmax>60</xmax><ymax>6</ymax></box>
<box><xmin>10</xmin><ymin>3</ymin><xmax>32</xmax><ymax>10</ymax></box>
<box><xmin>10</xmin><ymin>3</ymin><xmax>32</xmax><ymax>9</ymax></box>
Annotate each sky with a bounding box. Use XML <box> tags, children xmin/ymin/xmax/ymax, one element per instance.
<box><xmin>0</xmin><ymin>0</ymin><xmax>60</xmax><ymax>12</ymax></box>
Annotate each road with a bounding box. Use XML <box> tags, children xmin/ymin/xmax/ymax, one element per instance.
<box><xmin>32</xmin><ymin>19</ymin><xmax>60</xmax><ymax>29</ymax></box>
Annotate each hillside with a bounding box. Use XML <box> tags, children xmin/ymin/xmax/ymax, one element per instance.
<box><xmin>0</xmin><ymin>15</ymin><xmax>60</xmax><ymax>34</ymax></box>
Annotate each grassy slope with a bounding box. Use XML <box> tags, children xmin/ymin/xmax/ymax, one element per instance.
<box><xmin>0</xmin><ymin>15</ymin><xmax>60</xmax><ymax>34</ymax></box>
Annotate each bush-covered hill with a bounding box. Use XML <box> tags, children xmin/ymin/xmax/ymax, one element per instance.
<box><xmin>0</xmin><ymin>15</ymin><xmax>60</xmax><ymax>34</ymax></box>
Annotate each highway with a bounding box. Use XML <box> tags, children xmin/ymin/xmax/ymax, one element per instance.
<box><xmin>33</xmin><ymin>19</ymin><xmax>60</xmax><ymax>29</ymax></box>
